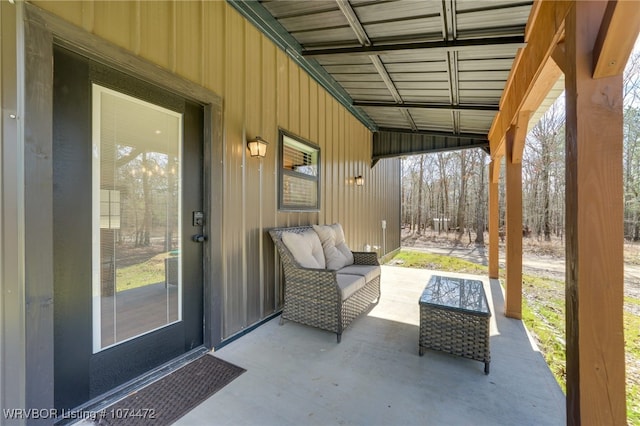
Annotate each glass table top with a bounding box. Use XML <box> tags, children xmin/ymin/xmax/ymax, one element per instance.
<box><xmin>419</xmin><ymin>275</ymin><xmax>491</xmax><ymax>315</ymax></box>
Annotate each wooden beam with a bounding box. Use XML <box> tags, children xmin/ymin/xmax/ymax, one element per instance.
<box><xmin>593</xmin><ymin>0</ymin><xmax>640</xmax><ymax>79</ymax></box>
<box><xmin>524</xmin><ymin>56</ymin><xmax>563</xmax><ymax>114</ymax></box>
<box><xmin>524</xmin><ymin>0</ymin><xmax>543</xmax><ymax>43</ymax></box>
<box><xmin>505</xmin><ymin>119</ymin><xmax>525</xmax><ymax>320</ymax></box>
<box><xmin>490</xmin><ymin>155</ymin><xmax>501</xmax><ymax>184</ymax></box>
<box><xmin>509</xmin><ymin>111</ymin><xmax>531</xmax><ymax>164</ymax></box>
<box><xmin>488</xmin><ymin>160</ymin><xmax>500</xmax><ymax>279</ymax></box>
<box><xmin>551</xmin><ymin>41</ymin><xmax>567</xmax><ymax>74</ymax></box>
<box><xmin>489</xmin><ymin>1</ymin><xmax>570</xmax><ymax>157</ymax></box>
<box><xmin>565</xmin><ymin>2</ymin><xmax>626</xmax><ymax>424</ymax></box>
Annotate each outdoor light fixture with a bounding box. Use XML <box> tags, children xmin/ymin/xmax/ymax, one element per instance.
<box><xmin>247</xmin><ymin>136</ymin><xmax>269</xmax><ymax>158</ymax></box>
<box><xmin>355</xmin><ymin>175</ymin><xmax>364</xmax><ymax>186</ymax></box>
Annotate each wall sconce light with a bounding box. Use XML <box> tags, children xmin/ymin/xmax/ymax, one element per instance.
<box><xmin>247</xmin><ymin>136</ymin><xmax>269</xmax><ymax>158</ymax></box>
<box><xmin>355</xmin><ymin>175</ymin><xmax>364</xmax><ymax>186</ymax></box>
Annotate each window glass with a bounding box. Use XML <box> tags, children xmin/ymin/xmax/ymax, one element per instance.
<box><xmin>279</xmin><ymin>131</ymin><xmax>320</xmax><ymax>210</ymax></box>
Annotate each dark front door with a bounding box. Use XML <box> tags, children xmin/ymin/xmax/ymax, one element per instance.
<box><xmin>53</xmin><ymin>47</ymin><xmax>205</xmax><ymax>410</ymax></box>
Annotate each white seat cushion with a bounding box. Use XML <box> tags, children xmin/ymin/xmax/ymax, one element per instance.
<box><xmin>312</xmin><ymin>223</ymin><xmax>354</xmax><ymax>270</ymax></box>
<box><xmin>336</xmin><ymin>273</ymin><xmax>366</xmax><ymax>301</ymax></box>
<box><xmin>281</xmin><ymin>230</ymin><xmax>326</xmax><ymax>269</ymax></box>
<box><xmin>338</xmin><ymin>264</ymin><xmax>381</xmax><ymax>283</ymax></box>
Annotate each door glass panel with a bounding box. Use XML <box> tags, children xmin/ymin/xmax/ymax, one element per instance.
<box><xmin>92</xmin><ymin>84</ymin><xmax>183</xmax><ymax>353</ymax></box>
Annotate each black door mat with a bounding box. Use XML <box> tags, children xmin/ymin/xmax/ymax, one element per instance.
<box><xmin>96</xmin><ymin>354</ymin><xmax>245</xmax><ymax>426</ymax></box>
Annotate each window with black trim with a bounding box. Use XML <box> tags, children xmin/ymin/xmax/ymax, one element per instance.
<box><xmin>279</xmin><ymin>130</ymin><xmax>321</xmax><ymax>211</ymax></box>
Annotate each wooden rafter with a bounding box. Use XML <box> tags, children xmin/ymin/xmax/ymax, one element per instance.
<box><xmin>593</xmin><ymin>0</ymin><xmax>640</xmax><ymax>79</ymax></box>
<box><xmin>509</xmin><ymin>111</ymin><xmax>531</xmax><ymax>164</ymax></box>
<box><xmin>488</xmin><ymin>0</ymin><xmax>571</xmax><ymax>157</ymax></box>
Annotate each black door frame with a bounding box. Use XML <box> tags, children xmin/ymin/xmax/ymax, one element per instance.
<box><xmin>21</xmin><ymin>3</ymin><xmax>224</xmax><ymax>413</ymax></box>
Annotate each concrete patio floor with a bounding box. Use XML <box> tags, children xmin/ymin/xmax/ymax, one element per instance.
<box><xmin>176</xmin><ymin>265</ymin><xmax>566</xmax><ymax>426</ymax></box>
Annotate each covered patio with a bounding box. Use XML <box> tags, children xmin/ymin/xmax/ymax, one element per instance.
<box><xmin>177</xmin><ymin>266</ymin><xmax>565</xmax><ymax>425</ymax></box>
<box><xmin>1</xmin><ymin>0</ymin><xmax>638</xmax><ymax>424</ymax></box>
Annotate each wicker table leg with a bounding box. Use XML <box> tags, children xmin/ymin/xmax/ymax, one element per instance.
<box><xmin>484</xmin><ymin>362</ymin><xmax>490</xmax><ymax>375</ymax></box>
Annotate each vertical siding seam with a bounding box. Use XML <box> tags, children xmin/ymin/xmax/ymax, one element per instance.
<box><xmin>132</xmin><ymin>1</ymin><xmax>140</xmax><ymax>55</ymax></box>
<box><xmin>81</xmin><ymin>1</ymin><xmax>94</xmax><ymax>33</ymax></box>
<box><xmin>170</xmin><ymin>1</ymin><xmax>176</xmax><ymax>73</ymax></box>
<box><xmin>257</xmin><ymin>36</ymin><xmax>265</xmax><ymax>319</ymax></box>
<box><xmin>200</xmin><ymin>0</ymin><xmax>205</xmax><ymax>87</ymax></box>
<box><xmin>241</xmin><ymin>20</ymin><xmax>248</xmax><ymax>329</ymax></box>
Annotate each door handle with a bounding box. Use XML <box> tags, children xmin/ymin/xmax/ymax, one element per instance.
<box><xmin>192</xmin><ymin>234</ymin><xmax>208</xmax><ymax>243</ymax></box>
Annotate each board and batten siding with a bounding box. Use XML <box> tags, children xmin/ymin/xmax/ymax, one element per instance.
<box><xmin>31</xmin><ymin>0</ymin><xmax>401</xmax><ymax>341</ymax></box>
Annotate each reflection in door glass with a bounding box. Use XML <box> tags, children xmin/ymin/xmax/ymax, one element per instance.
<box><xmin>92</xmin><ymin>84</ymin><xmax>182</xmax><ymax>353</ymax></box>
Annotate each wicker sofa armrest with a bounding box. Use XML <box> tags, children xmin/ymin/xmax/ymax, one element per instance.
<box><xmin>287</xmin><ymin>266</ymin><xmax>338</xmax><ymax>285</ymax></box>
<box><xmin>352</xmin><ymin>251</ymin><xmax>379</xmax><ymax>266</ymax></box>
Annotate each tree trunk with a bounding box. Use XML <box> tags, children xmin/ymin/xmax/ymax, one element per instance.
<box><xmin>541</xmin><ymin>138</ymin><xmax>551</xmax><ymax>241</ymax></box>
<box><xmin>456</xmin><ymin>151</ymin><xmax>468</xmax><ymax>236</ymax></box>
<box><xmin>142</xmin><ymin>153</ymin><xmax>152</xmax><ymax>246</ymax></box>
<box><xmin>475</xmin><ymin>155</ymin><xmax>486</xmax><ymax>244</ymax></box>
<box><xmin>416</xmin><ymin>155</ymin><xmax>425</xmax><ymax>235</ymax></box>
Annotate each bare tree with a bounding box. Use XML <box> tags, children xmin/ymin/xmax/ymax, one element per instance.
<box><xmin>475</xmin><ymin>151</ymin><xmax>487</xmax><ymax>244</ymax></box>
<box><xmin>456</xmin><ymin>150</ymin><xmax>468</xmax><ymax>237</ymax></box>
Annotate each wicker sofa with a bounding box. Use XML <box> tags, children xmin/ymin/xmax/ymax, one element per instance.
<box><xmin>269</xmin><ymin>225</ymin><xmax>381</xmax><ymax>342</ymax></box>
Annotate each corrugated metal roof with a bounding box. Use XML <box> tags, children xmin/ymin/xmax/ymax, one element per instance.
<box><xmin>231</xmin><ymin>0</ymin><xmax>548</xmax><ymax>158</ymax></box>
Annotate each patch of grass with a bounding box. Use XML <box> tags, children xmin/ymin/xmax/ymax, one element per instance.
<box><xmin>521</xmin><ymin>295</ymin><xmax>566</xmax><ymax>393</ymax></box>
<box><xmin>625</xmin><ymin>296</ymin><xmax>640</xmax><ymax>306</ymax></box>
<box><xmin>116</xmin><ymin>253</ymin><xmax>168</xmax><ymax>292</ymax></box>
<box><xmin>390</xmin><ymin>250</ymin><xmax>487</xmax><ymax>275</ymax></box>
<box><xmin>626</xmin><ymin>313</ymin><xmax>640</xmax><ymax>424</ymax></box>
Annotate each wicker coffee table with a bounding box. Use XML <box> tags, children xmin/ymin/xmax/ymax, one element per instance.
<box><xmin>419</xmin><ymin>275</ymin><xmax>491</xmax><ymax>374</ymax></box>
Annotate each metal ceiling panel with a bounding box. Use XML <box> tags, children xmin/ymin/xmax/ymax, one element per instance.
<box><xmin>459</xmin><ymin>89</ymin><xmax>503</xmax><ymax>98</ymax></box>
<box><xmin>395</xmin><ymin>81</ymin><xmax>451</xmax><ymax>90</ymax></box>
<box><xmin>278</xmin><ymin>10</ymin><xmax>349</xmax><ymax>32</ymax></box>
<box><xmin>351</xmin><ymin>93</ymin><xmax>396</xmax><ymax>102</ymax></box>
<box><xmin>321</xmin><ymin>64</ymin><xmax>379</xmax><ymax>74</ymax></box>
<box><xmin>379</xmin><ymin>51</ymin><xmax>447</xmax><ymax>63</ymax></box>
<box><xmin>456</xmin><ymin>5</ymin><xmax>531</xmax><ymax>33</ymax></box>
<box><xmin>410</xmin><ymin>109</ymin><xmax>454</xmax><ymax>121</ymax></box>
<box><xmin>332</xmin><ymin>74</ymin><xmax>387</xmax><ymax>82</ymax></box>
<box><xmin>260</xmin><ymin>1</ymin><xmax>338</xmax><ymax>17</ymax></box>
<box><xmin>314</xmin><ymin>55</ymin><xmax>373</xmax><ymax>65</ymax></box>
<box><xmin>347</xmin><ymin>88</ymin><xmax>397</xmax><ymax>97</ymax></box>
<box><xmin>399</xmin><ymin>89</ymin><xmax>452</xmax><ymax>98</ymax></box>
<box><xmin>385</xmin><ymin>62</ymin><xmax>448</xmax><ymax>73</ymax></box>
<box><xmin>364</xmin><ymin>19</ymin><xmax>443</xmax><ymax>40</ymax></box>
<box><xmin>458</xmin><ymin>70</ymin><xmax>510</xmax><ymax>81</ymax></box>
<box><xmin>458</xmin><ymin>58</ymin><xmax>515</xmax><ymax>71</ymax></box>
<box><xmin>341</xmin><ymin>81</ymin><xmax>390</xmax><ymax>90</ymax></box>
<box><xmin>391</xmin><ymin>72</ymin><xmax>450</xmax><ymax>82</ymax></box>
<box><xmin>235</xmin><ymin>0</ymin><xmax>536</xmax><ymax>158</ymax></box>
<box><xmin>459</xmin><ymin>110</ymin><xmax>497</xmax><ymax>133</ymax></box>
<box><xmin>401</xmin><ymin>95</ymin><xmax>452</xmax><ymax>104</ymax></box>
<box><xmin>364</xmin><ymin>109</ymin><xmax>412</xmax><ymax>127</ymax></box>
<box><xmin>457</xmin><ymin>45</ymin><xmax>521</xmax><ymax>60</ymax></box>
<box><xmin>351</xmin><ymin>1</ymin><xmax>435</xmax><ymax>23</ymax></box>
<box><xmin>292</xmin><ymin>27</ymin><xmax>360</xmax><ymax>46</ymax></box>
<box><xmin>455</xmin><ymin>0</ymin><xmax>531</xmax><ymax>12</ymax></box>
<box><xmin>459</xmin><ymin>81</ymin><xmax>506</xmax><ymax>90</ymax></box>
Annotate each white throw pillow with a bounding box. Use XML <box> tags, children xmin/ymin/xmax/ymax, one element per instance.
<box><xmin>312</xmin><ymin>223</ymin><xmax>354</xmax><ymax>270</ymax></box>
<box><xmin>281</xmin><ymin>230</ymin><xmax>326</xmax><ymax>269</ymax></box>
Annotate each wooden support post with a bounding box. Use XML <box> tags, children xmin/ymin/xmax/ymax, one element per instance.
<box><xmin>565</xmin><ymin>1</ymin><xmax>627</xmax><ymax>424</ymax></box>
<box><xmin>505</xmin><ymin>112</ymin><xmax>528</xmax><ymax>320</ymax></box>
<box><xmin>488</xmin><ymin>159</ymin><xmax>500</xmax><ymax>279</ymax></box>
